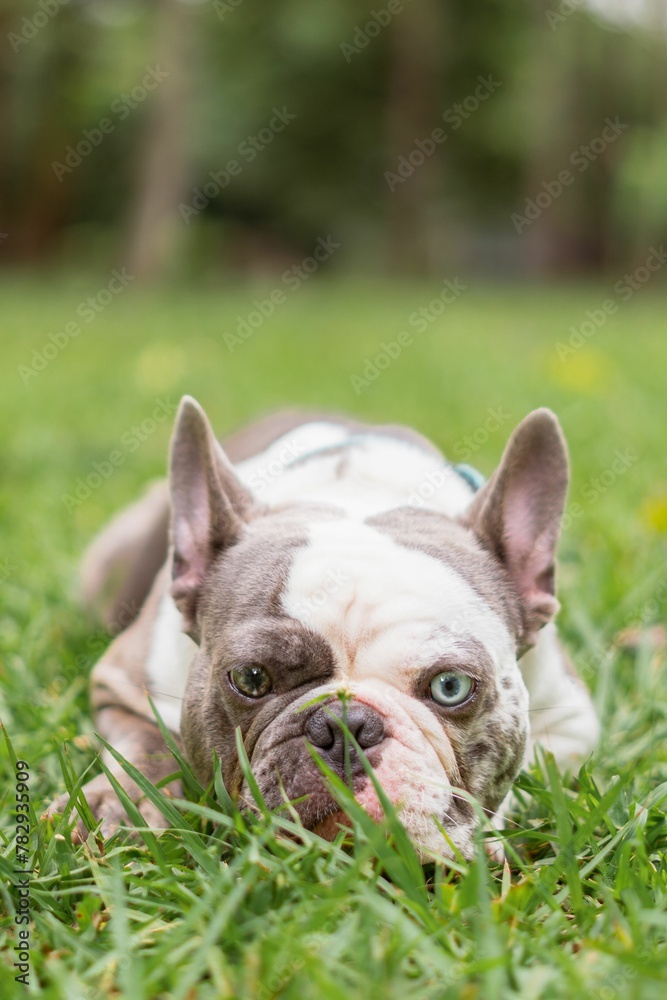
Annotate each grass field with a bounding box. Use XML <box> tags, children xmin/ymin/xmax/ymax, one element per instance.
<box><xmin>1</xmin><ymin>274</ymin><xmax>666</xmax><ymax>998</ymax></box>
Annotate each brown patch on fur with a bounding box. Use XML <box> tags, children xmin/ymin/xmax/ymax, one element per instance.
<box><xmin>180</xmin><ymin>504</ymin><xmax>343</xmax><ymax>785</ymax></box>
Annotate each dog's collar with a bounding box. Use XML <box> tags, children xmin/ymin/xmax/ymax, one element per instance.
<box><xmin>452</xmin><ymin>462</ymin><xmax>486</xmax><ymax>493</ymax></box>
<box><xmin>286</xmin><ymin>432</ymin><xmax>486</xmax><ymax>494</ymax></box>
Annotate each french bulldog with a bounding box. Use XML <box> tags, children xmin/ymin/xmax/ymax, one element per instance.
<box><xmin>49</xmin><ymin>399</ymin><xmax>599</xmax><ymax>859</ymax></box>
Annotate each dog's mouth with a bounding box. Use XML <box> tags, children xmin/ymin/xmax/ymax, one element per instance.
<box><xmin>312</xmin><ymin>808</ymin><xmax>350</xmax><ymax>840</ymax></box>
<box><xmin>291</xmin><ymin>775</ymin><xmax>387</xmax><ymax>840</ymax></box>
<box><xmin>291</xmin><ymin>789</ymin><xmax>354</xmax><ymax>840</ymax></box>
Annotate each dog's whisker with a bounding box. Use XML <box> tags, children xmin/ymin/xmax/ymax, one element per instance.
<box><xmin>86</xmin><ymin>674</ymin><xmax>186</xmax><ymax>702</ymax></box>
<box><xmin>527</xmin><ymin>705</ymin><xmax>585</xmax><ymax>712</ymax></box>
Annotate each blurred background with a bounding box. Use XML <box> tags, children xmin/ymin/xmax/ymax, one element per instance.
<box><xmin>1</xmin><ymin>0</ymin><xmax>666</xmax><ymax>281</ymax></box>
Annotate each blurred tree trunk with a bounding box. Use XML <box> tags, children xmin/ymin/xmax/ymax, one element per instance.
<box><xmin>0</xmin><ymin>5</ymin><xmax>78</xmax><ymax>263</ymax></box>
<box><xmin>625</xmin><ymin>0</ymin><xmax>667</xmax><ymax>265</ymax></box>
<box><xmin>0</xmin><ymin>7</ymin><xmax>13</xmax><ymax>253</ymax></box>
<box><xmin>385</xmin><ymin>0</ymin><xmax>447</xmax><ymax>275</ymax></box>
<box><xmin>522</xmin><ymin>5</ymin><xmax>621</xmax><ymax>275</ymax></box>
<box><xmin>521</xmin><ymin>0</ymin><xmax>578</xmax><ymax>276</ymax></box>
<box><xmin>125</xmin><ymin>0</ymin><xmax>194</xmax><ymax>283</ymax></box>
<box><xmin>569</xmin><ymin>16</ymin><xmax>614</xmax><ymax>273</ymax></box>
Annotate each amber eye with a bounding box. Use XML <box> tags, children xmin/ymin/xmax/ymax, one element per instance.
<box><xmin>230</xmin><ymin>664</ymin><xmax>273</xmax><ymax>699</ymax></box>
<box><xmin>430</xmin><ymin>672</ymin><xmax>475</xmax><ymax>707</ymax></box>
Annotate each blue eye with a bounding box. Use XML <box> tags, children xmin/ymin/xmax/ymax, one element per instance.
<box><xmin>430</xmin><ymin>672</ymin><xmax>474</xmax><ymax>707</ymax></box>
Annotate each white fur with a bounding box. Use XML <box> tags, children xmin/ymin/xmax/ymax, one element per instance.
<box><xmin>236</xmin><ymin>422</ymin><xmax>349</xmax><ymax>496</ymax></box>
<box><xmin>521</xmin><ymin>622</ymin><xmax>600</xmax><ymax>766</ymax></box>
<box><xmin>236</xmin><ymin>423</ymin><xmax>474</xmax><ymax>519</ymax></box>
<box><xmin>281</xmin><ymin>518</ymin><xmax>518</xmax><ymax>686</ymax></box>
<box><xmin>146</xmin><ymin>594</ymin><xmax>197</xmax><ymax>731</ymax></box>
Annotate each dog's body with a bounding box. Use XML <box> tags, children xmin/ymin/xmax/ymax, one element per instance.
<box><xmin>55</xmin><ymin>403</ymin><xmax>599</xmax><ymax>858</ymax></box>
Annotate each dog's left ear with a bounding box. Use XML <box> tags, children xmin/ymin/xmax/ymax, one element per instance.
<box><xmin>464</xmin><ymin>408</ymin><xmax>569</xmax><ymax>647</ymax></box>
<box><xmin>168</xmin><ymin>395</ymin><xmax>255</xmax><ymax>636</ymax></box>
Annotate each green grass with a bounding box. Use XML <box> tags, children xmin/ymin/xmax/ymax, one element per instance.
<box><xmin>1</xmin><ymin>274</ymin><xmax>666</xmax><ymax>998</ymax></box>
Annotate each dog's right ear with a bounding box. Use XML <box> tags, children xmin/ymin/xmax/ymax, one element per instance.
<box><xmin>168</xmin><ymin>396</ymin><xmax>254</xmax><ymax>635</ymax></box>
<box><xmin>464</xmin><ymin>408</ymin><xmax>569</xmax><ymax>650</ymax></box>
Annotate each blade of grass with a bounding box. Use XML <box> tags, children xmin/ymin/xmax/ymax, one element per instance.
<box><xmin>98</xmin><ymin>737</ymin><xmax>220</xmax><ymax>876</ymax></box>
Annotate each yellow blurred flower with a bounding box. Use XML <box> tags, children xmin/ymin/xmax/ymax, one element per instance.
<box><xmin>641</xmin><ymin>494</ymin><xmax>667</xmax><ymax>533</ymax></box>
<box><xmin>548</xmin><ymin>348</ymin><xmax>614</xmax><ymax>394</ymax></box>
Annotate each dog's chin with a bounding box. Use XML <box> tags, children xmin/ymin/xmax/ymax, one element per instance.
<box><xmin>311</xmin><ymin>809</ymin><xmax>350</xmax><ymax>840</ymax></box>
<box><xmin>266</xmin><ymin>782</ymin><xmax>473</xmax><ymax>861</ymax></box>
<box><xmin>289</xmin><ymin>777</ymin><xmax>388</xmax><ymax>841</ymax></box>
<box><xmin>293</xmin><ymin>790</ymin><xmax>355</xmax><ymax>840</ymax></box>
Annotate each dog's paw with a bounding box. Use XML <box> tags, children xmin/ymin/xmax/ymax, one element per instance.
<box><xmin>483</xmin><ymin>835</ymin><xmax>506</xmax><ymax>864</ymax></box>
<box><xmin>43</xmin><ymin>772</ymin><xmax>173</xmax><ymax>842</ymax></box>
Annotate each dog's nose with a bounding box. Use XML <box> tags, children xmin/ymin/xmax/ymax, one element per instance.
<box><xmin>305</xmin><ymin>701</ymin><xmax>385</xmax><ymax>767</ymax></box>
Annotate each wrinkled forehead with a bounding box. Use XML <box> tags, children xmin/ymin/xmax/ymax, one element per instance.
<box><xmin>279</xmin><ymin>512</ymin><xmax>519</xmax><ymax>682</ymax></box>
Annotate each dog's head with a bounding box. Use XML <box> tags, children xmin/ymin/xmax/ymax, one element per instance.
<box><xmin>169</xmin><ymin>398</ymin><xmax>568</xmax><ymax>859</ymax></box>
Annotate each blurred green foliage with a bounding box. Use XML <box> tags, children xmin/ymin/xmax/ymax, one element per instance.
<box><xmin>1</xmin><ymin>0</ymin><xmax>666</xmax><ymax>279</ymax></box>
